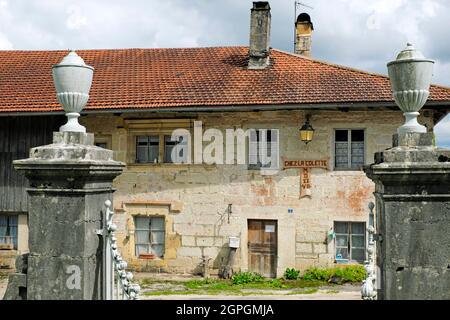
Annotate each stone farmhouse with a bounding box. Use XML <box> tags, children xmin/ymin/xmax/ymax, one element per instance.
<box><xmin>0</xmin><ymin>2</ymin><xmax>449</xmax><ymax>277</ymax></box>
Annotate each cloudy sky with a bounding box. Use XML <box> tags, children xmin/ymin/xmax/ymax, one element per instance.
<box><xmin>0</xmin><ymin>0</ymin><xmax>448</xmax><ymax>146</ymax></box>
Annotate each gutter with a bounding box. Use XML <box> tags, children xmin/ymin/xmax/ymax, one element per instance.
<box><xmin>0</xmin><ymin>101</ymin><xmax>448</xmax><ymax>117</ymax></box>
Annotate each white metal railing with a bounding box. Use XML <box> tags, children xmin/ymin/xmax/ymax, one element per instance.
<box><xmin>361</xmin><ymin>202</ymin><xmax>377</xmax><ymax>300</ymax></box>
<box><xmin>103</xmin><ymin>200</ymin><xmax>141</xmax><ymax>300</ymax></box>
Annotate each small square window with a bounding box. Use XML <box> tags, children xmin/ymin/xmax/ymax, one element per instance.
<box><xmin>134</xmin><ymin>216</ymin><xmax>165</xmax><ymax>258</ymax></box>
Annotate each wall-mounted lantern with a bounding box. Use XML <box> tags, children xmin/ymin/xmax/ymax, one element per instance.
<box><xmin>387</xmin><ymin>43</ymin><xmax>434</xmax><ymax>134</ymax></box>
<box><xmin>299</xmin><ymin>114</ymin><xmax>315</xmax><ymax>144</ymax></box>
<box><xmin>52</xmin><ymin>50</ymin><xmax>94</xmax><ymax>133</ymax></box>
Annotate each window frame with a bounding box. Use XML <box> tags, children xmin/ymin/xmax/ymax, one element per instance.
<box><xmin>0</xmin><ymin>214</ymin><xmax>18</xmax><ymax>250</ymax></box>
<box><xmin>133</xmin><ymin>133</ymin><xmax>189</xmax><ymax>165</ymax></box>
<box><xmin>134</xmin><ymin>216</ymin><xmax>166</xmax><ymax>258</ymax></box>
<box><xmin>247</xmin><ymin>128</ymin><xmax>280</xmax><ymax>170</ymax></box>
<box><xmin>334</xmin><ymin>221</ymin><xmax>366</xmax><ymax>264</ymax></box>
<box><xmin>94</xmin><ymin>134</ymin><xmax>112</xmax><ymax>150</ymax></box>
<box><xmin>333</xmin><ymin>129</ymin><xmax>366</xmax><ymax>171</ymax></box>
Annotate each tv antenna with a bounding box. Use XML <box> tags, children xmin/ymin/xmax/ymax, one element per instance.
<box><xmin>294</xmin><ymin>1</ymin><xmax>314</xmax><ymax>52</ymax></box>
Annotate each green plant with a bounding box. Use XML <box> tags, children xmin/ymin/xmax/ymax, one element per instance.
<box><xmin>231</xmin><ymin>272</ymin><xmax>264</xmax><ymax>285</ymax></box>
<box><xmin>301</xmin><ymin>265</ymin><xmax>366</xmax><ymax>283</ymax></box>
<box><xmin>268</xmin><ymin>279</ymin><xmax>283</xmax><ymax>288</ymax></box>
<box><xmin>333</xmin><ymin>265</ymin><xmax>366</xmax><ymax>283</ymax></box>
<box><xmin>284</xmin><ymin>268</ymin><xmax>300</xmax><ymax>280</ymax></box>
<box><xmin>302</xmin><ymin>267</ymin><xmax>332</xmax><ymax>281</ymax></box>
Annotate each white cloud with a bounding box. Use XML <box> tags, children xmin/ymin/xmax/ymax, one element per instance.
<box><xmin>66</xmin><ymin>5</ymin><xmax>87</xmax><ymax>30</ymax></box>
<box><xmin>0</xmin><ymin>33</ymin><xmax>12</xmax><ymax>49</ymax></box>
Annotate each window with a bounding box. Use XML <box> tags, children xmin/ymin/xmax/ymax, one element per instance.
<box><xmin>334</xmin><ymin>221</ymin><xmax>366</xmax><ymax>263</ymax></box>
<box><xmin>248</xmin><ymin>129</ymin><xmax>279</xmax><ymax>169</ymax></box>
<box><xmin>334</xmin><ymin>129</ymin><xmax>365</xmax><ymax>170</ymax></box>
<box><xmin>0</xmin><ymin>214</ymin><xmax>18</xmax><ymax>250</ymax></box>
<box><xmin>135</xmin><ymin>135</ymin><xmax>188</xmax><ymax>164</ymax></box>
<box><xmin>134</xmin><ymin>216</ymin><xmax>165</xmax><ymax>258</ymax></box>
<box><xmin>95</xmin><ymin>142</ymin><xmax>108</xmax><ymax>149</ymax></box>
<box><xmin>164</xmin><ymin>135</ymin><xmax>188</xmax><ymax>164</ymax></box>
<box><xmin>94</xmin><ymin>135</ymin><xmax>112</xmax><ymax>150</ymax></box>
<box><xmin>136</xmin><ymin>136</ymin><xmax>159</xmax><ymax>163</ymax></box>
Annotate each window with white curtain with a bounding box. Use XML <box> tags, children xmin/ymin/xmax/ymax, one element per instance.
<box><xmin>134</xmin><ymin>216</ymin><xmax>165</xmax><ymax>258</ymax></box>
<box><xmin>334</xmin><ymin>221</ymin><xmax>366</xmax><ymax>263</ymax></box>
<box><xmin>334</xmin><ymin>129</ymin><xmax>365</xmax><ymax>170</ymax></box>
<box><xmin>0</xmin><ymin>214</ymin><xmax>18</xmax><ymax>250</ymax></box>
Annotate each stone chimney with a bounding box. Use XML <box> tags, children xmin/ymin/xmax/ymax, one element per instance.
<box><xmin>295</xmin><ymin>13</ymin><xmax>313</xmax><ymax>57</ymax></box>
<box><xmin>248</xmin><ymin>1</ymin><xmax>271</xmax><ymax>69</ymax></box>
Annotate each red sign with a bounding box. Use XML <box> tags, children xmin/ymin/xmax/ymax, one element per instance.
<box><xmin>284</xmin><ymin>160</ymin><xmax>328</xmax><ymax>169</ymax></box>
<box><xmin>283</xmin><ymin>159</ymin><xmax>329</xmax><ymax>198</ymax></box>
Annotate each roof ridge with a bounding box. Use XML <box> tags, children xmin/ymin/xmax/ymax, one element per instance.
<box><xmin>273</xmin><ymin>48</ymin><xmax>450</xmax><ymax>90</ymax></box>
<box><xmin>0</xmin><ymin>46</ymin><xmax>248</xmax><ymax>54</ymax></box>
<box><xmin>273</xmin><ymin>48</ymin><xmax>390</xmax><ymax>78</ymax></box>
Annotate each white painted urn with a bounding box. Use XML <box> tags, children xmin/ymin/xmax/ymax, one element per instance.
<box><xmin>387</xmin><ymin>43</ymin><xmax>434</xmax><ymax>134</ymax></box>
<box><xmin>52</xmin><ymin>50</ymin><xmax>94</xmax><ymax>133</ymax></box>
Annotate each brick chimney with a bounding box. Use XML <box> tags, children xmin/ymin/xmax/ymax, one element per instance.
<box><xmin>295</xmin><ymin>13</ymin><xmax>313</xmax><ymax>57</ymax></box>
<box><xmin>248</xmin><ymin>1</ymin><xmax>271</xmax><ymax>69</ymax></box>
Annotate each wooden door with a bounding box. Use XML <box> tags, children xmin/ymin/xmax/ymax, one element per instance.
<box><xmin>248</xmin><ymin>220</ymin><xmax>277</xmax><ymax>278</ymax></box>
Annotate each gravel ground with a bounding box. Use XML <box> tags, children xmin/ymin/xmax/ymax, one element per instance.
<box><xmin>141</xmin><ymin>290</ymin><xmax>361</xmax><ymax>300</ymax></box>
<box><xmin>0</xmin><ymin>273</ymin><xmax>362</xmax><ymax>300</ymax></box>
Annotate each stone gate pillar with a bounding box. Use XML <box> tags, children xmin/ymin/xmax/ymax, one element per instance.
<box><xmin>8</xmin><ymin>132</ymin><xmax>124</xmax><ymax>300</ymax></box>
<box><xmin>364</xmin><ymin>132</ymin><xmax>450</xmax><ymax>299</ymax></box>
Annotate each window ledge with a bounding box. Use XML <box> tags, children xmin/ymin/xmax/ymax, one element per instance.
<box><xmin>330</xmin><ymin>170</ymin><xmax>366</xmax><ymax>176</ymax></box>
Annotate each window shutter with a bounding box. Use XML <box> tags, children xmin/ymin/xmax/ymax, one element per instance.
<box><xmin>268</xmin><ymin>129</ymin><xmax>279</xmax><ymax>169</ymax></box>
<box><xmin>248</xmin><ymin>130</ymin><xmax>258</xmax><ymax>166</ymax></box>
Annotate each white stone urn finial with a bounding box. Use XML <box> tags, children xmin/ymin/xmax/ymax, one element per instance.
<box><xmin>387</xmin><ymin>43</ymin><xmax>434</xmax><ymax>134</ymax></box>
<box><xmin>52</xmin><ymin>50</ymin><xmax>94</xmax><ymax>133</ymax></box>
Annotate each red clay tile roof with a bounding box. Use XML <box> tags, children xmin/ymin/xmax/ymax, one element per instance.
<box><xmin>0</xmin><ymin>46</ymin><xmax>449</xmax><ymax>113</ymax></box>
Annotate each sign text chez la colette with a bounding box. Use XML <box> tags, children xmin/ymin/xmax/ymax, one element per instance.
<box><xmin>283</xmin><ymin>159</ymin><xmax>329</xmax><ymax>198</ymax></box>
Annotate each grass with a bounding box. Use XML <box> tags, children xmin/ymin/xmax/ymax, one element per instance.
<box><xmin>183</xmin><ymin>278</ymin><xmax>327</xmax><ymax>291</ymax></box>
<box><xmin>302</xmin><ymin>265</ymin><xmax>366</xmax><ymax>284</ymax></box>
<box><xmin>144</xmin><ymin>287</ymin><xmax>322</xmax><ymax>297</ymax></box>
<box><xmin>139</xmin><ymin>267</ymin><xmax>364</xmax><ymax>297</ymax></box>
<box><xmin>286</xmin><ymin>289</ymin><xmax>319</xmax><ymax>295</ymax></box>
<box><xmin>140</xmin><ymin>277</ymin><xmax>330</xmax><ymax>296</ymax></box>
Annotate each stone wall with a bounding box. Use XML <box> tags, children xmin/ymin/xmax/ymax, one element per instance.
<box><xmin>79</xmin><ymin>109</ymin><xmax>433</xmax><ymax>277</ymax></box>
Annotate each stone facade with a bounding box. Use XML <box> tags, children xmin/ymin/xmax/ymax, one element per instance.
<box><xmin>74</xmin><ymin>109</ymin><xmax>434</xmax><ymax>277</ymax></box>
